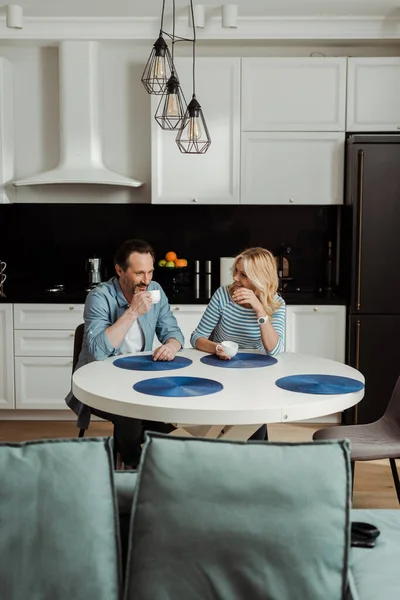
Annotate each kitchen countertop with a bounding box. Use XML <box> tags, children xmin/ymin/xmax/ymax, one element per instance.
<box><xmin>0</xmin><ymin>289</ymin><xmax>347</xmax><ymax>306</ymax></box>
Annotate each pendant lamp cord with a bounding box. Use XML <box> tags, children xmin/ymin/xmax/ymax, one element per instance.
<box><xmin>171</xmin><ymin>0</ymin><xmax>176</xmax><ymax>71</ymax></box>
<box><xmin>189</xmin><ymin>0</ymin><xmax>196</xmax><ymax>96</ymax></box>
<box><xmin>160</xmin><ymin>0</ymin><xmax>166</xmax><ymax>35</ymax></box>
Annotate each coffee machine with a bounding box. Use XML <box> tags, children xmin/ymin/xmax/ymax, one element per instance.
<box><xmin>86</xmin><ymin>257</ymin><xmax>102</xmax><ymax>291</ymax></box>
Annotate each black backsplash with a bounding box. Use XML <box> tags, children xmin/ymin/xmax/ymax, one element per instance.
<box><xmin>0</xmin><ymin>203</ymin><xmax>338</xmax><ymax>295</ymax></box>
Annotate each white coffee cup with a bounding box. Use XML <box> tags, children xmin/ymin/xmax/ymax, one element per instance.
<box><xmin>217</xmin><ymin>340</ymin><xmax>239</xmax><ymax>358</ymax></box>
<box><xmin>149</xmin><ymin>289</ymin><xmax>161</xmax><ymax>304</ymax></box>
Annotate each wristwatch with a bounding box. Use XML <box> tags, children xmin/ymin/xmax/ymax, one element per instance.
<box><xmin>257</xmin><ymin>315</ymin><xmax>269</xmax><ymax>325</ymax></box>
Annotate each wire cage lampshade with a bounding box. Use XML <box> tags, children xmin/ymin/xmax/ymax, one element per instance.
<box><xmin>141</xmin><ymin>35</ymin><xmax>174</xmax><ymax>95</ymax></box>
<box><xmin>176</xmin><ymin>96</ymin><xmax>211</xmax><ymax>154</ymax></box>
<box><xmin>155</xmin><ymin>72</ymin><xmax>187</xmax><ymax>130</ymax></box>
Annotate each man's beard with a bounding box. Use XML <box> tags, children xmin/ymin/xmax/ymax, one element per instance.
<box><xmin>132</xmin><ymin>283</ymin><xmax>148</xmax><ymax>294</ymax></box>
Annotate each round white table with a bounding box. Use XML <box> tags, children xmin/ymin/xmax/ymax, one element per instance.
<box><xmin>72</xmin><ymin>350</ymin><xmax>364</xmax><ymax>439</ymax></box>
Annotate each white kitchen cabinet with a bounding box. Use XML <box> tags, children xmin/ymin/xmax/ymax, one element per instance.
<box><xmin>0</xmin><ymin>58</ymin><xmax>14</xmax><ymax>204</ymax></box>
<box><xmin>347</xmin><ymin>58</ymin><xmax>400</xmax><ymax>132</ymax></box>
<box><xmin>241</xmin><ymin>58</ymin><xmax>346</xmax><ymax>132</ymax></box>
<box><xmin>153</xmin><ymin>305</ymin><xmax>206</xmax><ymax>349</ymax></box>
<box><xmin>151</xmin><ymin>58</ymin><xmax>240</xmax><ymax>204</ymax></box>
<box><xmin>14</xmin><ymin>303</ymin><xmax>84</xmax><ymax>410</ymax></box>
<box><xmin>241</xmin><ymin>131</ymin><xmax>344</xmax><ymax>205</ymax></box>
<box><xmin>15</xmin><ymin>357</ymin><xmax>74</xmax><ymax>410</ymax></box>
<box><xmin>0</xmin><ymin>304</ymin><xmax>15</xmax><ymax>408</ymax></box>
<box><xmin>285</xmin><ymin>305</ymin><xmax>346</xmax><ymax>363</ymax></box>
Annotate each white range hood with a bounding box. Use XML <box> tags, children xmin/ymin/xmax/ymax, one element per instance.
<box><xmin>13</xmin><ymin>41</ymin><xmax>142</xmax><ymax>188</ymax></box>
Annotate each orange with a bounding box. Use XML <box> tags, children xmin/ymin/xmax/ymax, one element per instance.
<box><xmin>175</xmin><ymin>258</ymin><xmax>188</xmax><ymax>267</ymax></box>
<box><xmin>165</xmin><ymin>251</ymin><xmax>177</xmax><ymax>262</ymax></box>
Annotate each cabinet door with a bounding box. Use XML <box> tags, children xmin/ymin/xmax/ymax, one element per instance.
<box><xmin>15</xmin><ymin>357</ymin><xmax>73</xmax><ymax>409</ymax></box>
<box><xmin>14</xmin><ymin>304</ymin><xmax>84</xmax><ymax>330</ymax></box>
<box><xmin>0</xmin><ymin>304</ymin><xmax>15</xmax><ymax>408</ymax></box>
<box><xmin>344</xmin><ymin>315</ymin><xmax>400</xmax><ymax>425</ymax></box>
<box><xmin>153</xmin><ymin>305</ymin><xmax>206</xmax><ymax>349</ymax></box>
<box><xmin>242</xmin><ymin>58</ymin><xmax>346</xmax><ymax>132</ymax></box>
<box><xmin>151</xmin><ymin>58</ymin><xmax>240</xmax><ymax>204</ymax></box>
<box><xmin>347</xmin><ymin>58</ymin><xmax>400</xmax><ymax>131</ymax></box>
<box><xmin>241</xmin><ymin>132</ymin><xmax>344</xmax><ymax>205</ymax></box>
<box><xmin>285</xmin><ymin>305</ymin><xmax>346</xmax><ymax>362</ymax></box>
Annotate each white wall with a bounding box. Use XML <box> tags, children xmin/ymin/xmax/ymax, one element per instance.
<box><xmin>1</xmin><ymin>40</ymin><xmax>400</xmax><ymax>204</ymax></box>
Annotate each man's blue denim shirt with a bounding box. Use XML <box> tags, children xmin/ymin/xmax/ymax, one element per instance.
<box><xmin>66</xmin><ymin>276</ymin><xmax>184</xmax><ymax>427</ymax></box>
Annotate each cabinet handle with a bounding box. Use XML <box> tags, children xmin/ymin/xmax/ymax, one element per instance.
<box><xmin>174</xmin><ymin>307</ymin><xmax>180</xmax><ymax>311</ymax></box>
<box><xmin>192</xmin><ymin>198</ymin><xmax>198</xmax><ymax>203</ymax></box>
<box><xmin>356</xmin><ymin>149</ymin><xmax>364</xmax><ymax>311</ymax></box>
<box><xmin>69</xmin><ymin>306</ymin><xmax>74</xmax><ymax>311</ymax></box>
<box><xmin>289</xmin><ymin>198</ymin><xmax>294</xmax><ymax>204</ymax></box>
<box><xmin>313</xmin><ymin>307</ymin><xmax>318</xmax><ymax>312</ymax></box>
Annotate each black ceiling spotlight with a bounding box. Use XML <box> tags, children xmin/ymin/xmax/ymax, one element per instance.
<box><xmin>176</xmin><ymin>0</ymin><xmax>211</xmax><ymax>154</ymax></box>
<box><xmin>141</xmin><ymin>0</ymin><xmax>173</xmax><ymax>95</ymax></box>
<box><xmin>155</xmin><ymin>0</ymin><xmax>187</xmax><ymax>130</ymax></box>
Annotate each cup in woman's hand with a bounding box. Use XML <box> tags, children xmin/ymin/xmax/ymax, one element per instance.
<box><xmin>149</xmin><ymin>289</ymin><xmax>161</xmax><ymax>304</ymax></box>
<box><xmin>219</xmin><ymin>341</ymin><xmax>239</xmax><ymax>358</ymax></box>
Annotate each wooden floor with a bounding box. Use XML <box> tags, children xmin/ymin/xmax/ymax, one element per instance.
<box><xmin>0</xmin><ymin>420</ymin><xmax>398</xmax><ymax>509</ymax></box>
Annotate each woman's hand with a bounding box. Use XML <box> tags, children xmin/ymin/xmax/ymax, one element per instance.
<box><xmin>215</xmin><ymin>344</ymin><xmax>231</xmax><ymax>360</ymax></box>
<box><xmin>232</xmin><ymin>288</ymin><xmax>263</xmax><ymax>314</ymax></box>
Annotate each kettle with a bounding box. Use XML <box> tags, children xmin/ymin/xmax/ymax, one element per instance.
<box><xmin>86</xmin><ymin>257</ymin><xmax>102</xmax><ymax>289</ymax></box>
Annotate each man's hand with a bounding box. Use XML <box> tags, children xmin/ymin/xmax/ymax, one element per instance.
<box><xmin>128</xmin><ymin>291</ymin><xmax>152</xmax><ymax>319</ymax></box>
<box><xmin>152</xmin><ymin>343</ymin><xmax>177</xmax><ymax>362</ymax></box>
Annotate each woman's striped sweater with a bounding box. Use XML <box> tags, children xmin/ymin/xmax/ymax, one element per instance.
<box><xmin>190</xmin><ymin>286</ymin><xmax>286</xmax><ymax>357</ymax></box>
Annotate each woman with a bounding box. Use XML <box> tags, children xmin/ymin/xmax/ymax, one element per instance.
<box><xmin>190</xmin><ymin>247</ymin><xmax>286</xmax><ymax>440</ymax></box>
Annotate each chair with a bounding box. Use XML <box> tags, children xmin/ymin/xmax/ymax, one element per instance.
<box><xmin>72</xmin><ymin>323</ymin><xmax>86</xmax><ymax>438</ymax></box>
<box><xmin>313</xmin><ymin>376</ymin><xmax>400</xmax><ymax>503</ymax></box>
<box><xmin>73</xmin><ymin>323</ymin><xmax>120</xmax><ymax>467</ymax></box>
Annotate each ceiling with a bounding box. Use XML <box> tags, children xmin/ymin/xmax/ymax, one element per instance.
<box><xmin>6</xmin><ymin>0</ymin><xmax>400</xmax><ymax>19</ymax></box>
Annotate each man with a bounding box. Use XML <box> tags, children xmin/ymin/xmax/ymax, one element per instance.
<box><xmin>66</xmin><ymin>239</ymin><xmax>184</xmax><ymax>465</ymax></box>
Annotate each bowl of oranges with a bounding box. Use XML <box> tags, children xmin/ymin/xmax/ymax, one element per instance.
<box><xmin>158</xmin><ymin>251</ymin><xmax>188</xmax><ymax>270</ymax></box>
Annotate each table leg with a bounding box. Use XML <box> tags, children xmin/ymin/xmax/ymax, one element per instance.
<box><xmin>218</xmin><ymin>425</ymin><xmax>261</xmax><ymax>441</ymax></box>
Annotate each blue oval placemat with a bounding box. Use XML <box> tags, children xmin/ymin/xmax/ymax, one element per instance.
<box><xmin>133</xmin><ymin>376</ymin><xmax>223</xmax><ymax>397</ymax></box>
<box><xmin>275</xmin><ymin>374</ymin><xmax>365</xmax><ymax>395</ymax></box>
<box><xmin>113</xmin><ymin>355</ymin><xmax>192</xmax><ymax>371</ymax></box>
<box><xmin>200</xmin><ymin>352</ymin><xmax>277</xmax><ymax>369</ymax></box>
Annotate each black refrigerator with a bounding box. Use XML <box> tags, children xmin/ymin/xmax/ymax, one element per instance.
<box><xmin>341</xmin><ymin>135</ymin><xmax>400</xmax><ymax>425</ymax></box>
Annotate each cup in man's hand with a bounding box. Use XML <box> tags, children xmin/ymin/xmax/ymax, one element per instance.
<box><xmin>149</xmin><ymin>289</ymin><xmax>161</xmax><ymax>304</ymax></box>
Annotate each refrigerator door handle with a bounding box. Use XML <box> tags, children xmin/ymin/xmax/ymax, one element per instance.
<box><xmin>355</xmin><ymin>319</ymin><xmax>361</xmax><ymax>423</ymax></box>
<box><xmin>356</xmin><ymin>149</ymin><xmax>365</xmax><ymax>311</ymax></box>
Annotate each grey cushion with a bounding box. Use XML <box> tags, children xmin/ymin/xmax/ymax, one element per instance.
<box><xmin>349</xmin><ymin>509</ymin><xmax>400</xmax><ymax>600</ymax></box>
<box><xmin>125</xmin><ymin>433</ymin><xmax>351</xmax><ymax>600</ymax></box>
<box><xmin>0</xmin><ymin>437</ymin><xmax>121</xmax><ymax>600</ymax></box>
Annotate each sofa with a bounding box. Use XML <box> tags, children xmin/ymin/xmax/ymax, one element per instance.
<box><xmin>0</xmin><ymin>435</ymin><xmax>399</xmax><ymax>600</ymax></box>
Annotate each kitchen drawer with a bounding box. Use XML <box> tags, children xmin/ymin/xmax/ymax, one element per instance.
<box><xmin>14</xmin><ymin>356</ymin><xmax>73</xmax><ymax>409</ymax></box>
<box><xmin>14</xmin><ymin>304</ymin><xmax>84</xmax><ymax>330</ymax></box>
<box><xmin>14</xmin><ymin>330</ymin><xmax>75</xmax><ymax>357</ymax></box>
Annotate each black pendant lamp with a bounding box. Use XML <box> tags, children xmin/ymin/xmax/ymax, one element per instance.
<box><xmin>155</xmin><ymin>0</ymin><xmax>187</xmax><ymax>130</ymax></box>
<box><xmin>141</xmin><ymin>0</ymin><xmax>173</xmax><ymax>95</ymax></box>
<box><xmin>176</xmin><ymin>0</ymin><xmax>211</xmax><ymax>154</ymax></box>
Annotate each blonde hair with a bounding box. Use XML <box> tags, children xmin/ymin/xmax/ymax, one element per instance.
<box><xmin>228</xmin><ymin>247</ymin><xmax>281</xmax><ymax>317</ymax></box>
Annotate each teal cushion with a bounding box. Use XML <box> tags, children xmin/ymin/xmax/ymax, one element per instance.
<box><xmin>125</xmin><ymin>433</ymin><xmax>351</xmax><ymax>600</ymax></box>
<box><xmin>0</xmin><ymin>438</ymin><xmax>121</xmax><ymax>600</ymax></box>
<box><xmin>349</xmin><ymin>509</ymin><xmax>400</xmax><ymax>600</ymax></box>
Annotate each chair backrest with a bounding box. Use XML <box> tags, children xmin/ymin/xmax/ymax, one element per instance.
<box><xmin>73</xmin><ymin>323</ymin><xmax>85</xmax><ymax>372</ymax></box>
<box><xmin>383</xmin><ymin>376</ymin><xmax>400</xmax><ymax>428</ymax></box>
